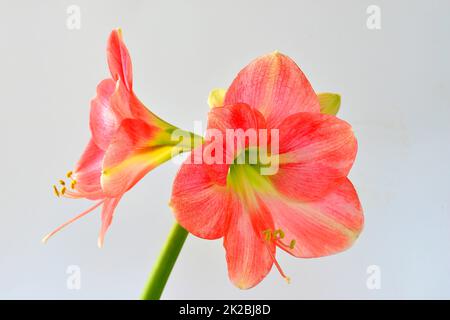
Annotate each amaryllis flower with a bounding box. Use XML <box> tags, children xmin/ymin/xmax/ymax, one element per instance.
<box><xmin>170</xmin><ymin>52</ymin><xmax>363</xmax><ymax>289</ymax></box>
<box><xmin>44</xmin><ymin>29</ymin><xmax>195</xmax><ymax>247</ymax></box>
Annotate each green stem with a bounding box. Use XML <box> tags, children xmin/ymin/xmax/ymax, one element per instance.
<box><xmin>140</xmin><ymin>222</ymin><xmax>189</xmax><ymax>300</ymax></box>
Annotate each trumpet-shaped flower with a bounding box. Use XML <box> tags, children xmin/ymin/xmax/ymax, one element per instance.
<box><xmin>44</xmin><ymin>29</ymin><xmax>195</xmax><ymax>247</ymax></box>
<box><xmin>170</xmin><ymin>52</ymin><xmax>363</xmax><ymax>289</ymax></box>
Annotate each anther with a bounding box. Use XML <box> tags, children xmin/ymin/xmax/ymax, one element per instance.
<box><xmin>66</xmin><ymin>171</ymin><xmax>73</xmax><ymax>179</ymax></box>
<box><xmin>61</xmin><ymin>187</ymin><xmax>67</xmax><ymax>195</ymax></box>
<box><xmin>53</xmin><ymin>185</ymin><xmax>60</xmax><ymax>197</ymax></box>
<box><xmin>70</xmin><ymin>180</ymin><xmax>77</xmax><ymax>189</ymax></box>
<box><xmin>262</xmin><ymin>230</ymin><xmax>272</xmax><ymax>241</ymax></box>
<box><xmin>59</xmin><ymin>180</ymin><xmax>66</xmax><ymax>186</ymax></box>
<box><xmin>289</xmin><ymin>239</ymin><xmax>296</xmax><ymax>249</ymax></box>
<box><xmin>274</xmin><ymin>229</ymin><xmax>285</xmax><ymax>239</ymax></box>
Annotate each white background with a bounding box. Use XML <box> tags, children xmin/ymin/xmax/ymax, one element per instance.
<box><xmin>0</xmin><ymin>0</ymin><xmax>449</xmax><ymax>299</ymax></box>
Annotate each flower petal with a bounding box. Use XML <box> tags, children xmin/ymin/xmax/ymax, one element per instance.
<box><xmin>207</xmin><ymin>103</ymin><xmax>267</xmax><ymax>164</ymax></box>
<box><xmin>207</xmin><ymin>88</ymin><xmax>227</xmax><ymax>108</ymax></box>
<box><xmin>107</xmin><ymin>29</ymin><xmax>133</xmax><ymax>91</ymax></box>
<box><xmin>109</xmin><ymin>78</ymin><xmax>173</xmax><ymax>132</ymax></box>
<box><xmin>170</xmin><ymin>150</ymin><xmax>231</xmax><ymax>240</ymax></box>
<box><xmin>89</xmin><ymin>79</ymin><xmax>118</xmax><ymax>150</ymax></box>
<box><xmin>98</xmin><ymin>197</ymin><xmax>122</xmax><ymax>248</ymax></box>
<box><xmin>318</xmin><ymin>92</ymin><xmax>341</xmax><ymax>115</ymax></box>
<box><xmin>224</xmin><ymin>52</ymin><xmax>320</xmax><ymax>128</ymax></box>
<box><xmin>263</xmin><ymin>178</ymin><xmax>363</xmax><ymax>258</ymax></box>
<box><xmin>107</xmin><ymin>30</ymin><xmax>176</xmax><ymax>131</ymax></box>
<box><xmin>224</xmin><ymin>194</ymin><xmax>275</xmax><ymax>289</ymax></box>
<box><xmin>271</xmin><ymin>112</ymin><xmax>357</xmax><ymax>201</ymax></box>
<box><xmin>71</xmin><ymin>139</ymin><xmax>105</xmax><ymax>200</ymax></box>
<box><xmin>207</xmin><ymin>103</ymin><xmax>266</xmax><ymax>133</ymax></box>
<box><xmin>101</xmin><ymin>118</ymin><xmax>175</xmax><ymax>197</ymax></box>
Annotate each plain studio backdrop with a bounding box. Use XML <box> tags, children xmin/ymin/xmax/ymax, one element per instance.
<box><xmin>0</xmin><ymin>0</ymin><xmax>449</xmax><ymax>299</ymax></box>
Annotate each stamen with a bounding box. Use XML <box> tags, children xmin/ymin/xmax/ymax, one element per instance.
<box><xmin>61</xmin><ymin>187</ymin><xmax>67</xmax><ymax>195</ymax></box>
<box><xmin>262</xmin><ymin>230</ymin><xmax>290</xmax><ymax>284</ymax></box>
<box><xmin>59</xmin><ymin>180</ymin><xmax>66</xmax><ymax>186</ymax></box>
<box><xmin>42</xmin><ymin>200</ymin><xmax>105</xmax><ymax>243</ymax></box>
<box><xmin>274</xmin><ymin>229</ymin><xmax>285</xmax><ymax>239</ymax></box>
<box><xmin>289</xmin><ymin>239</ymin><xmax>296</xmax><ymax>249</ymax></box>
<box><xmin>262</xmin><ymin>229</ymin><xmax>272</xmax><ymax>241</ymax></box>
<box><xmin>264</xmin><ymin>242</ymin><xmax>290</xmax><ymax>284</ymax></box>
<box><xmin>53</xmin><ymin>185</ymin><xmax>60</xmax><ymax>197</ymax></box>
<box><xmin>66</xmin><ymin>171</ymin><xmax>73</xmax><ymax>179</ymax></box>
<box><xmin>70</xmin><ymin>180</ymin><xmax>77</xmax><ymax>189</ymax></box>
<box><xmin>273</xmin><ymin>238</ymin><xmax>297</xmax><ymax>253</ymax></box>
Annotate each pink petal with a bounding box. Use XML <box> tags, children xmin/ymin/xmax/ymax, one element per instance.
<box><xmin>264</xmin><ymin>178</ymin><xmax>364</xmax><ymax>258</ymax></box>
<box><xmin>100</xmin><ymin>118</ymin><xmax>167</xmax><ymax>197</ymax></box>
<box><xmin>224</xmin><ymin>194</ymin><xmax>275</xmax><ymax>289</ymax></box>
<box><xmin>71</xmin><ymin>139</ymin><xmax>105</xmax><ymax>200</ymax></box>
<box><xmin>107</xmin><ymin>29</ymin><xmax>133</xmax><ymax>91</ymax></box>
<box><xmin>89</xmin><ymin>79</ymin><xmax>118</xmax><ymax>151</ymax></box>
<box><xmin>170</xmin><ymin>149</ymin><xmax>231</xmax><ymax>239</ymax></box>
<box><xmin>207</xmin><ymin>103</ymin><xmax>266</xmax><ymax>133</ymax></box>
<box><xmin>109</xmin><ymin>78</ymin><xmax>168</xmax><ymax>128</ymax></box>
<box><xmin>106</xmin><ymin>30</ymin><xmax>174</xmax><ymax>130</ymax></box>
<box><xmin>271</xmin><ymin>112</ymin><xmax>357</xmax><ymax>201</ymax></box>
<box><xmin>98</xmin><ymin>197</ymin><xmax>122</xmax><ymax>248</ymax></box>
<box><xmin>206</xmin><ymin>103</ymin><xmax>267</xmax><ymax>166</ymax></box>
<box><xmin>224</xmin><ymin>52</ymin><xmax>320</xmax><ymax>128</ymax></box>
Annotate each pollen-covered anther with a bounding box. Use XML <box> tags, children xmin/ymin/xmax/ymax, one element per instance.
<box><xmin>262</xmin><ymin>229</ymin><xmax>291</xmax><ymax>284</ymax></box>
<box><xmin>289</xmin><ymin>239</ymin><xmax>296</xmax><ymax>249</ymax></box>
<box><xmin>268</xmin><ymin>228</ymin><xmax>297</xmax><ymax>251</ymax></box>
<box><xmin>53</xmin><ymin>170</ymin><xmax>77</xmax><ymax>197</ymax></box>
<box><xmin>274</xmin><ymin>229</ymin><xmax>285</xmax><ymax>239</ymax></box>
<box><xmin>53</xmin><ymin>185</ymin><xmax>60</xmax><ymax>197</ymax></box>
<box><xmin>262</xmin><ymin>229</ymin><xmax>272</xmax><ymax>241</ymax></box>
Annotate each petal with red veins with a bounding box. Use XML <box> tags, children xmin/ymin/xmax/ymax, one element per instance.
<box><xmin>224</xmin><ymin>194</ymin><xmax>275</xmax><ymax>289</ymax></box>
<box><xmin>271</xmin><ymin>112</ymin><xmax>357</xmax><ymax>201</ymax></box>
<box><xmin>107</xmin><ymin>30</ymin><xmax>174</xmax><ymax>130</ymax></box>
<box><xmin>224</xmin><ymin>52</ymin><xmax>320</xmax><ymax>128</ymax></box>
<box><xmin>109</xmin><ymin>79</ymin><xmax>170</xmax><ymax>129</ymax></box>
<box><xmin>207</xmin><ymin>88</ymin><xmax>227</xmax><ymax>109</ymax></box>
<box><xmin>207</xmin><ymin>103</ymin><xmax>267</xmax><ymax>164</ymax></box>
<box><xmin>108</xmin><ymin>79</ymin><xmax>139</xmax><ymax>121</ymax></box>
<box><xmin>207</xmin><ymin>103</ymin><xmax>266</xmax><ymax>133</ymax></box>
<box><xmin>170</xmin><ymin>150</ymin><xmax>231</xmax><ymax>240</ymax></box>
<box><xmin>71</xmin><ymin>139</ymin><xmax>104</xmax><ymax>200</ymax></box>
<box><xmin>107</xmin><ymin>29</ymin><xmax>133</xmax><ymax>91</ymax></box>
<box><xmin>101</xmin><ymin>119</ymin><xmax>174</xmax><ymax>197</ymax></box>
<box><xmin>89</xmin><ymin>79</ymin><xmax>118</xmax><ymax>150</ymax></box>
<box><xmin>264</xmin><ymin>178</ymin><xmax>364</xmax><ymax>258</ymax></box>
<box><xmin>98</xmin><ymin>197</ymin><xmax>122</xmax><ymax>248</ymax></box>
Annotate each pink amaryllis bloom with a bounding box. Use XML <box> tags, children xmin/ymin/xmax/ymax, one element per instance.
<box><xmin>170</xmin><ymin>52</ymin><xmax>363</xmax><ymax>289</ymax></box>
<box><xmin>44</xmin><ymin>29</ymin><xmax>194</xmax><ymax>247</ymax></box>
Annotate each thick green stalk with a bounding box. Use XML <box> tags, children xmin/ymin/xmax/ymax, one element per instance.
<box><xmin>140</xmin><ymin>222</ymin><xmax>189</xmax><ymax>300</ymax></box>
